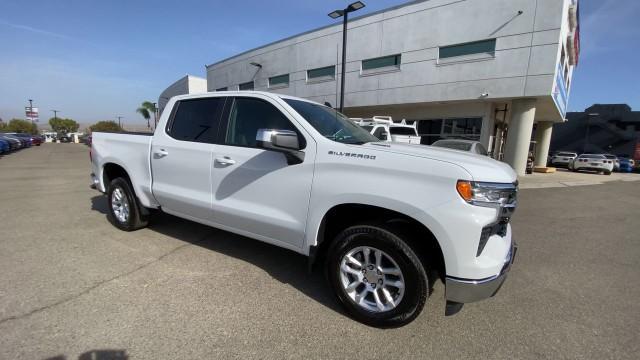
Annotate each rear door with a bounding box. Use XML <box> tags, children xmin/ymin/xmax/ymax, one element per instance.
<box><xmin>150</xmin><ymin>96</ymin><xmax>225</xmax><ymax>220</ymax></box>
<box><xmin>210</xmin><ymin>96</ymin><xmax>315</xmax><ymax>250</ymax></box>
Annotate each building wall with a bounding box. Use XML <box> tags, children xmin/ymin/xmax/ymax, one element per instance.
<box><xmin>551</xmin><ymin>104</ymin><xmax>640</xmax><ymax>156</ymax></box>
<box><xmin>158</xmin><ymin>75</ymin><xmax>207</xmax><ymax>115</ymax></box>
<box><xmin>206</xmin><ymin>0</ymin><xmax>570</xmax><ymax>118</ymax></box>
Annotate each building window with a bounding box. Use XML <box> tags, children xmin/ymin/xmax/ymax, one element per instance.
<box><xmin>416</xmin><ymin>117</ymin><xmax>482</xmax><ymax>145</ymax></box>
<box><xmin>238</xmin><ymin>81</ymin><xmax>254</xmax><ymax>91</ymax></box>
<box><xmin>268</xmin><ymin>74</ymin><xmax>289</xmax><ymax>88</ymax></box>
<box><xmin>216</xmin><ymin>87</ymin><xmax>227</xmax><ymax>91</ymax></box>
<box><xmin>307</xmin><ymin>65</ymin><xmax>336</xmax><ymax>82</ymax></box>
<box><xmin>438</xmin><ymin>39</ymin><xmax>496</xmax><ymax>63</ymax></box>
<box><xmin>361</xmin><ymin>54</ymin><xmax>401</xmax><ymax>74</ymax></box>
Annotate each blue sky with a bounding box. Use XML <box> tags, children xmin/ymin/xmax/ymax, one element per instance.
<box><xmin>0</xmin><ymin>0</ymin><xmax>638</xmax><ymax>126</ymax></box>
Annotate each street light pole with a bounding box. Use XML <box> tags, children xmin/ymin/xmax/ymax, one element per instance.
<box><xmin>328</xmin><ymin>1</ymin><xmax>366</xmax><ymax>113</ymax></box>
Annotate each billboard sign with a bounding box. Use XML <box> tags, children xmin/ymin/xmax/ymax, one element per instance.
<box><xmin>25</xmin><ymin>107</ymin><xmax>39</xmax><ymax>122</ymax></box>
<box><xmin>552</xmin><ymin>62</ymin><xmax>568</xmax><ymax>119</ymax></box>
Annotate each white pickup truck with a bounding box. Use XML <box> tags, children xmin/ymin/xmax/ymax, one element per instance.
<box><xmin>353</xmin><ymin>116</ymin><xmax>422</xmax><ymax>144</ymax></box>
<box><xmin>90</xmin><ymin>91</ymin><xmax>517</xmax><ymax>327</ymax></box>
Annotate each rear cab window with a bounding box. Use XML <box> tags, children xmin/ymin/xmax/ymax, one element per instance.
<box><xmin>167</xmin><ymin>97</ymin><xmax>225</xmax><ymax>143</ymax></box>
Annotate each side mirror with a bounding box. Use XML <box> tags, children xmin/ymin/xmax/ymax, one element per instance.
<box><xmin>256</xmin><ymin>129</ymin><xmax>305</xmax><ymax>165</ymax></box>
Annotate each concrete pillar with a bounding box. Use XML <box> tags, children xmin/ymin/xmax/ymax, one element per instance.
<box><xmin>479</xmin><ymin>103</ymin><xmax>495</xmax><ymax>150</ymax></box>
<box><xmin>534</xmin><ymin>121</ymin><xmax>553</xmax><ymax>167</ymax></box>
<box><xmin>503</xmin><ymin>99</ymin><xmax>536</xmax><ymax>176</ymax></box>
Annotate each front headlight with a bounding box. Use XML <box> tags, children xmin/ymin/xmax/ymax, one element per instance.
<box><xmin>456</xmin><ymin>180</ymin><xmax>518</xmax><ymax>208</ymax></box>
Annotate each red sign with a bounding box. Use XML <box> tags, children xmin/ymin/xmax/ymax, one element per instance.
<box><xmin>634</xmin><ymin>142</ymin><xmax>640</xmax><ymax>161</ymax></box>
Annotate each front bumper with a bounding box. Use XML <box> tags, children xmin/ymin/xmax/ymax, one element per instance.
<box><xmin>445</xmin><ymin>241</ymin><xmax>517</xmax><ymax>303</ymax></box>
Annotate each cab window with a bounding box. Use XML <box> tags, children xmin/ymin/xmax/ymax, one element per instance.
<box><xmin>224</xmin><ymin>98</ymin><xmax>298</xmax><ymax>148</ymax></box>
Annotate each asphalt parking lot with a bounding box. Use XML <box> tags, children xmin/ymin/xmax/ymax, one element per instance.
<box><xmin>1</xmin><ymin>144</ymin><xmax>639</xmax><ymax>359</ymax></box>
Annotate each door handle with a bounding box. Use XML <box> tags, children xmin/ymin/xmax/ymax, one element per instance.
<box><xmin>154</xmin><ymin>149</ymin><xmax>169</xmax><ymax>158</ymax></box>
<box><xmin>215</xmin><ymin>156</ymin><xmax>236</xmax><ymax>165</ymax></box>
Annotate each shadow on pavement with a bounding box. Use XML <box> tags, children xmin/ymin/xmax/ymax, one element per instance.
<box><xmin>90</xmin><ymin>195</ymin><xmax>344</xmax><ymax>316</ymax></box>
<box><xmin>45</xmin><ymin>349</ymin><xmax>128</xmax><ymax>360</ymax></box>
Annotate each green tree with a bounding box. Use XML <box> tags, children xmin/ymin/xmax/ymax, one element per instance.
<box><xmin>89</xmin><ymin>121</ymin><xmax>123</xmax><ymax>133</ymax></box>
<box><xmin>5</xmin><ymin>118</ymin><xmax>38</xmax><ymax>134</ymax></box>
<box><xmin>136</xmin><ymin>101</ymin><xmax>156</xmax><ymax>129</ymax></box>
<box><xmin>49</xmin><ymin>117</ymin><xmax>79</xmax><ymax>134</ymax></box>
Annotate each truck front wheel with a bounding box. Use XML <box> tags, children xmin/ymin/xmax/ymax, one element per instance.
<box><xmin>107</xmin><ymin>177</ymin><xmax>149</xmax><ymax>231</ymax></box>
<box><xmin>326</xmin><ymin>224</ymin><xmax>428</xmax><ymax>327</ymax></box>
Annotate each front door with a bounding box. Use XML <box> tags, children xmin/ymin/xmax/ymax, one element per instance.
<box><xmin>150</xmin><ymin>96</ymin><xmax>225</xmax><ymax>220</ymax></box>
<box><xmin>210</xmin><ymin>96</ymin><xmax>315</xmax><ymax>250</ymax></box>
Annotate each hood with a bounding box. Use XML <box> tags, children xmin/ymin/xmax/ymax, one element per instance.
<box><xmin>362</xmin><ymin>142</ymin><xmax>517</xmax><ymax>183</ymax></box>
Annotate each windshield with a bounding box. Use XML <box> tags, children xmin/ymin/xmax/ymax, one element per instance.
<box><xmin>284</xmin><ymin>99</ymin><xmax>379</xmax><ymax>144</ymax></box>
<box><xmin>389</xmin><ymin>127</ymin><xmax>417</xmax><ymax>136</ymax></box>
<box><xmin>579</xmin><ymin>154</ymin><xmax>605</xmax><ymax>159</ymax></box>
<box><xmin>361</xmin><ymin>125</ymin><xmax>374</xmax><ymax>132</ymax></box>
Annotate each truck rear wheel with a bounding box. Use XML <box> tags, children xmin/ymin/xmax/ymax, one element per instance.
<box><xmin>326</xmin><ymin>224</ymin><xmax>428</xmax><ymax>327</ymax></box>
<box><xmin>107</xmin><ymin>177</ymin><xmax>149</xmax><ymax>231</ymax></box>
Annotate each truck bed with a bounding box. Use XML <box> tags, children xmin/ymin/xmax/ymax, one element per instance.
<box><xmin>91</xmin><ymin>131</ymin><xmax>156</xmax><ymax>207</ymax></box>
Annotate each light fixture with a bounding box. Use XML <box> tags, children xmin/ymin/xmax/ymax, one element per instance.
<box><xmin>347</xmin><ymin>1</ymin><xmax>365</xmax><ymax>11</ymax></box>
<box><xmin>328</xmin><ymin>10</ymin><xmax>343</xmax><ymax>19</ymax></box>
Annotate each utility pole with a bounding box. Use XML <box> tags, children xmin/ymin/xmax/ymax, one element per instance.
<box><xmin>28</xmin><ymin>99</ymin><xmax>34</xmax><ymax>124</ymax></box>
<box><xmin>152</xmin><ymin>102</ymin><xmax>157</xmax><ymax>129</ymax></box>
<box><xmin>116</xmin><ymin>116</ymin><xmax>123</xmax><ymax>130</ymax></box>
<box><xmin>51</xmin><ymin>109</ymin><xmax>60</xmax><ymax>121</ymax></box>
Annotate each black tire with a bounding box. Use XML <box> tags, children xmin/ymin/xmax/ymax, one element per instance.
<box><xmin>326</xmin><ymin>224</ymin><xmax>428</xmax><ymax>328</ymax></box>
<box><xmin>605</xmin><ymin>171</ymin><xmax>612</xmax><ymax>175</ymax></box>
<box><xmin>106</xmin><ymin>177</ymin><xmax>149</xmax><ymax>231</ymax></box>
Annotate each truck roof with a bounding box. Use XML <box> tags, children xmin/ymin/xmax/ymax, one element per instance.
<box><xmin>170</xmin><ymin>91</ymin><xmax>323</xmax><ymax>106</ymax></box>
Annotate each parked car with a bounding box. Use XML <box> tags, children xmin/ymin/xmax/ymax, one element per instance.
<box><xmin>568</xmin><ymin>154</ymin><xmax>614</xmax><ymax>175</ymax></box>
<box><xmin>31</xmin><ymin>135</ymin><xmax>43</xmax><ymax>146</ymax></box>
<box><xmin>550</xmin><ymin>151</ymin><xmax>577</xmax><ymax>168</ymax></box>
<box><xmin>58</xmin><ymin>134</ymin><xmax>71</xmax><ymax>143</ymax></box>
<box><xmin>603</xmin><ymin>154</ymin><xmax>619</xmax><ymax>171</ymax></box>
<box><xmin>91</xmin><ymin>91</ymin><xmax>518</xmax><ymax>327</ymax></box>
<box><xmin>0</xmin><ymin>137</ymin><xmax>9</xmax><ymax>154</ymax></box>
<box><xmin>0</xmin><ymin>134</ymin><xmax>23</xmax><ymax>150</ymax></box>
<box><xmin>11</xmin><ymin>133</ymin><xmax>39</xmax><ymax>147</ymax></box>
<box><xmin>618</xmin><ymin>157</ymin><xmax>635</xmax><ymax>173</ymax></box>
<box><xmin>431</xmin><ymin>139</ymin><xmax>488</xmax><ymax>156</ymax></box>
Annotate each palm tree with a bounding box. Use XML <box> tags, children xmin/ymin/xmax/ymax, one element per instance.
<box><xmin>136</xmin><ymin>101</ymin><xmax>157</xmax><ymax>129</ymax></box>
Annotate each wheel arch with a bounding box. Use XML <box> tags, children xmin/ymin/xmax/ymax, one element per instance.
<box><xmin>310</xmin><ymin>203</ymin><xmax>446</xmax><ymax>280</ymax></box>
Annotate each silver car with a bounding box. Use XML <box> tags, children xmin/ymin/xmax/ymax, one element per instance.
<box><xmin>550</xmin><ymin>151</ymin><xmax>577</xmax><ymax>168</ymax></box>
<box><xmin>431</xmin><ymin>139</ymin><xmax>488</xmax><ymax>156</ymax></box>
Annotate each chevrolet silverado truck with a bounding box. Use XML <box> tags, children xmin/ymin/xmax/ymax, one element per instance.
<box><xmin>90</xmin><ymin>91</ymin><xmax>517</xmax><ymax>327</ymax></box>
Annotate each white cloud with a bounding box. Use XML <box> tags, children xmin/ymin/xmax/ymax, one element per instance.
<box><xmin>0</xmin><ymin>19</ymin><xmax>74</xmax><ymax>41</ymax></box>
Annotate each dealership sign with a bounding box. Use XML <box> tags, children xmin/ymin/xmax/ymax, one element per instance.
<box><xmin>25</xmin><ymin>107</ymin><xmax>39</xmax><ymax>122</ymax></box>
<box><xmin>552</xmin><ymin>62</ymin><xmax>568</xmax><ymax>118</ymax></box>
